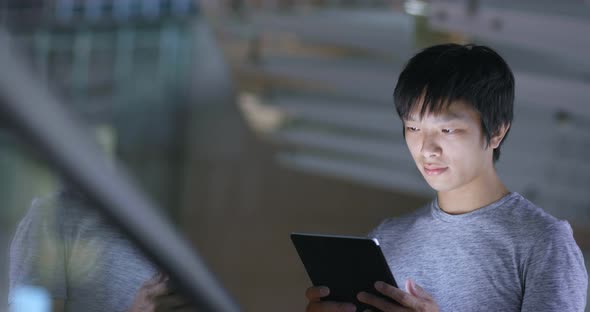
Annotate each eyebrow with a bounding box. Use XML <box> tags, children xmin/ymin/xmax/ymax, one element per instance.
<box><xmin>404</xmin><ymin>111</ymin><xmax>468</xmax><ymax>122</ymax></box>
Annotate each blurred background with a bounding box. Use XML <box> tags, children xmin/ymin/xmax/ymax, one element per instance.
<box><xmin>0</xmin><ymin>0</ymin><xmax>589</xmax><ymax>311</ymax></box>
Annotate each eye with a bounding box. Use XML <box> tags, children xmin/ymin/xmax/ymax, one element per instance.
<box><xmin>406</xmin><ymin>126</ymin><xmax>419</xmax><ymax>132</ymax></box>
<box><xmin>442</xmin><ymin>128</ymin><xmax>455</xmax><ymax>134</ymax></box>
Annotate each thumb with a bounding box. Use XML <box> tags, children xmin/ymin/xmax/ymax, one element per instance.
<box><xmin>406</xmin><ymin>279</ymin><xmax>431</xmax><ymax>300</ymax></box>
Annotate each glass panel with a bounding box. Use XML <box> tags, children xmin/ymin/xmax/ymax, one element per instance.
<box><xmin>0</xmin><ymin>1</ymin><xmax>219</xmax><ymax>311</ymax></box>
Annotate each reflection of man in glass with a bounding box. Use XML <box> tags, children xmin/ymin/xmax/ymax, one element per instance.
<box><xmin>305</xmin><ymin>44</ymin><xmax>588</xmax><ymax>311</ymax></box>
<box><xmin>9</xmin><ymin>189</ymin><xmax>195</xmax><ymax>312</ymax></box>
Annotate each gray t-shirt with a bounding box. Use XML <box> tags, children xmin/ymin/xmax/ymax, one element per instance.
<box><xmin>370</xmin><ymin>192</ymin><xmax>587</xmax><ymax>312</ymax></box>
<box><xmin>9</xmin><ymin>191</ymin><xmax>158</xmax><ymax>312</ymax></box>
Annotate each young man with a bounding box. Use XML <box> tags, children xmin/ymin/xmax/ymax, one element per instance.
<box><xmin>305</xmin><ymin>44</ymin><xmax>588</xmax><ymax>311</ymax></box>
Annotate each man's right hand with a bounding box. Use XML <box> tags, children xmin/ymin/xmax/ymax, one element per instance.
<box><xmin>305</xmin><ymin>286</ymin><xmax>356</xmax><ymax>312</ymax></box>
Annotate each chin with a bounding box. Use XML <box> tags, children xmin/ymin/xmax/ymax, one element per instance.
<box><xmin>424</xmin><ymin>178</ymin><xmax>455</xmax><ymax>192</ymax></box>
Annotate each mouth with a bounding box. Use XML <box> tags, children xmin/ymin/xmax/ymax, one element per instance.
<box><xmin>423</xmin><ymin>166</ymin><xmax>448</xmax><ymax>176</ymax></box>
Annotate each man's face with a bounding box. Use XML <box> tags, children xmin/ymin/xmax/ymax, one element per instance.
<box><xmin>403</xmin><ymin>100</ymin><xmax>495</xmax><ymax>193</ymax></box>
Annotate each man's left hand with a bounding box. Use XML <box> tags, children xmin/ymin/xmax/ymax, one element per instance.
<box><xmin>357</xmin><ymin>279</ymin><xmax>439</xmax><ymax>312</ymax></box>
<box><xmin>128</xmin><ymin>273</ymin><xmax>197</xmax><ymax>312</ymax></box>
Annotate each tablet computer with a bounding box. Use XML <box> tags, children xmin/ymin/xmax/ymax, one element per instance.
<box><xmin>290</xmin><ymin>232</ymin><xmax>398</xmax><ymax>310</ymax></box>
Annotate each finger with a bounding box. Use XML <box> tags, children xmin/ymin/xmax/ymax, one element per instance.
<box><xmin>374</xmin><ymin>281</ymin><xmax>422</xmax><ymax>310</ymax></box>
<box><xmin>143</xmin><ymin>272</ymin><xmax>165</xmax><ymax>287</ymax></box>
<box><xmin>357</xmin><ymin>291</ymin><xmax>408</xmax><ymax>312</ymax></box>
<box><xmin>305</xmin><ymin>286</ymin><xmax>330</xmax><ymax>302</ymax></box>
<box><xmin>306</xmin><ymin>301</ymin><xmax>356</xmax><ymax>312</ymax></box>
<box><xmin>146</xmin><ymin>280</ymin><xmax>172</xmax><ymax>298</ymax></box>
<box><xmin>406</xmin><ymin>279</ymin><xmax>433</xmax><ymax>301</ymax></box>
<box><xmin>136</xmin><ymin>273</ymin><xmax>167</xmax><ymax>296</ymax></box>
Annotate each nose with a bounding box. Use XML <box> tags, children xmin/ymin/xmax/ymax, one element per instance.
<box><xmin>420</xmin><ymin>133</ymin><xmax>441</xmax><ymax>158</ymax></box>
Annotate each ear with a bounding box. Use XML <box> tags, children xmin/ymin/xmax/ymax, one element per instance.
<box><xmin>490</xmin><ymin>123</ymin><xmax>510</xmax><ymax>149</ymax></box>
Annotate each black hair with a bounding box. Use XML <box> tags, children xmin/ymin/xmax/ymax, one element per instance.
<box><xmin>393</xmin><ymin>43</ymin><xmax>514</xmax><ymax>162</ymax></box>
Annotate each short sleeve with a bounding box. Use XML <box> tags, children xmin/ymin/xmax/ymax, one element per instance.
<box><xmin>521</xmin><ymin>221</ymin><xmax>588</xmax><ymax>312</ymax></box>
<box><xmin>8</xmin><ymin>197</ymin><xmax>68</xmax><ymax>304</ymax></box>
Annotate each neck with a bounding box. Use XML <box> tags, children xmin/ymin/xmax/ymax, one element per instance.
<box><xmin>437</xmin><ymin>167</ymin><xmax>510</xmax><ymax>215</ymax></box>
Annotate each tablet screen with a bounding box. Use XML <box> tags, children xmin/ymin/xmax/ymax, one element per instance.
<box><xmin>291</xmin><ymin>232</ymin><xmax>398</xmax><ymax>310</ymax></box>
